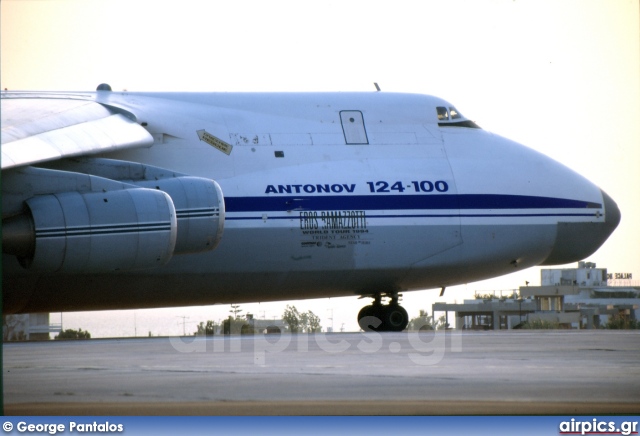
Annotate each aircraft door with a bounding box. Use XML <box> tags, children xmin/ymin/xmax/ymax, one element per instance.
<box><xmin>340</xmin><ymin>111</ymin><xmax>369</xmax><ymax>144</ymax></box>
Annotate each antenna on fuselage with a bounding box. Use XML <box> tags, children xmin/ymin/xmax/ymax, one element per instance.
<box><xmin>373</xmin><ymin>82</ymin><xmax>381</xmax><ymax>92</ymax></box>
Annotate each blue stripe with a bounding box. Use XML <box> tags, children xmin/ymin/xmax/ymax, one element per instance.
<box><xmin>224</xmin><ymin>194</ymin><xmax>600</xmax><ymax>213</ymax></box>
<box><xmin>36</xmin><ymin>222</ymin><xmax>172</xmax><ymax>238</ymax></box>
<box><xmin>226</xmin><ymin>213</ymin><xmax>595</xmax><ymax>221</ymax></box>
<box><xmin>176</xmin><ymin>208</ymin><xmax>220</xmax><ymax>220</ymax></box>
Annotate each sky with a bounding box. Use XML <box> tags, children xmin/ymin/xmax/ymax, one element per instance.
<box><xmin>2</xmin><ymin>0</ymin><xmax>639</xmax><ymax>335</ymax></box>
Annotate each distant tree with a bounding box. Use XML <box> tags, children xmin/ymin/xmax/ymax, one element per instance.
<box><xmin>229</xmin><ymin>304</ymin><xmax>243</xmax><ymax>319</ymax></box>
<box><xmin>519</xmin><ymin>319</ymin><xmax>560</xmax><ymax>329</ymax></box>
<box><xmin>605</xmin><ymin>314</ymin><xmax>640</xmax><ymax>330</ymax></box>
<box><xmin>195</xmin><ymin>322</ymin><xmax>204</xmax><ymax>336</ymax></box>
<box><xmin>222</xmin><ymin>317</ymin><xmax>251</xmax><ymax>335</ymax></box>
<box><xmin>281</xmin><ymin>306</ymin><xmax>321</xmax><ymax>333</ymax></box>
<box><xmin>282</xmin><ymin>305</ymin><xmax>301</xmax><ymax>333</ymax></box>
<box><xmin>205</xmin><ymin>320</ymin><xmax>215</xmax><ymax>335</ymax></box>
<box><xmin>475</xmin><ymin>293</ymin><xmax>497</xmax><ymax>300</ymax></box>
<box><xmin>55</xmin><ymin>328</ymin><xmax>91</xmax><ymax>340</ymax></box>
<box><xmin>436</xmin><ymin>315</ymin><xmax>449</xmax><ymax>330</ymax></box>
<box><xmin>300</xmin><ymin>311</ymin><xmax>309</xmax><ymax>332</ymax></box>
<box><xmin>195</xmin><ymin>320</ymin><xmax>216</xmax><ymax>336</ymax></box>
<box><xmin>306</xmin><ymin>310</ymin><xmax>322</xmax><ymax>333</ymax></box>
<box><xmin>240</xmin><ymin>323</ymin><xmax>255</xmax><ymax>335</ymax></box>
<box><xmin>407</xmin><ymin>310</ymin><xmax>435</xmax><ymax>331</ymax></box>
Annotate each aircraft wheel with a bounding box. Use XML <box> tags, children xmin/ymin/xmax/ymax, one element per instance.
<box><xmin>382</xmin><ymin>304</ymin><xmax>408</xmax><ymax>332</ymax></box>
<box><xmin>358</xmin><ymin>304</ymin><xmax>383</xmax><ymax>331</ymax></box>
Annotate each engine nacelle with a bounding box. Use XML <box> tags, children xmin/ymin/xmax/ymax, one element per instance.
<box><xmin>133</xmin><ymin>177</ymin><xmax>225</xmax><ymax>254</ymax></box>
<box><xmin>2</xmin><ymin>161</ymin><xmax>226</xmax><ymax>272</ymax></box>
<box><xmin>7</xmin><ymin>188</ymin><xmax>177</xmax><ymax>273</ymax></box>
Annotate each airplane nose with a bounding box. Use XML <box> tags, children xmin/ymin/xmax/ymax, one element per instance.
<box><xmin>541</xmin><ymin>189</ymin><xmax>620</xmax><ymax>265</ymax></box>
<box><xmin>601</xmin><ymin>189</ymin><xmax>622</xmax><ymax>234</ymax></box>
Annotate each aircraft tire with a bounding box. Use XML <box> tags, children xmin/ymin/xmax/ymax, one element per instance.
<box><xmin>357</xmin><ymin>304</ymin><xmax>383</xmax><ymax>331</ymax></box>
<box><xmin>382</xmin><ymin>304</ymin><xmax>409</xmax><ymax>332</ymax></box>
<box><xmin>358</xmin><ymin>303</ymin><xmax>408</xmax><ymax>332</ymax></box>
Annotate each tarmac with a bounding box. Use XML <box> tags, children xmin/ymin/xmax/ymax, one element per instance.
<box><xmin>4</xmin><ymin>330</ymin><xmax>640</xmax><ymax>415</ymax></box>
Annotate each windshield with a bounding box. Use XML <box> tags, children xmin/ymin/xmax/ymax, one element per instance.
<box><xmin>436</xmin><ymin>106</ymin><xmax>480</xmax><ymax>128</ymax></box>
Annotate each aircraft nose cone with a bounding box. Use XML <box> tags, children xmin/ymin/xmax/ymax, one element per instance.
<box><xmin>601</xmin><ymin>189</ymin><xmax>621</xmax><ymax>235</ymax></box>
<box><xmin>541</xmin><ymin>189</ymin><xmax>620</xmax><ymax>265</ymax></box>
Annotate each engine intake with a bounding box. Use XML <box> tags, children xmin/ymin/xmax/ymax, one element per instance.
<box><xmin>133</xmin><ymin>177</ymin><xmax>224</xmax><ymax>254</ymax></box>
<box><xmin>4</xmin><ymin>188</ymin><xmax>177</xmax><ymax>273</ymax></box>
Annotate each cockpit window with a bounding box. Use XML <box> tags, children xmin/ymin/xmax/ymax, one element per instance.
<box><xmin>436</xmin><ymin>106</ymin><xmax>480</xmax><ymax>128</ymax></box>
<box><xmin>436</xmin><ymin>106</ymin><xmax>449</xmax><ymax>120</ymax></box>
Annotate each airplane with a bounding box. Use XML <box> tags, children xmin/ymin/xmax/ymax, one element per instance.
<box><xmin>1</xmin><ymin>84</ymin><xmax>620</xmax><ymax>332</ymax></box>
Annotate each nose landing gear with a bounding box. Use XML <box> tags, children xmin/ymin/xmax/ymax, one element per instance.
<box><xmin>357</xmin><ymin>292</ymin><xmax>409</xmax><ymax>332</ymax></box>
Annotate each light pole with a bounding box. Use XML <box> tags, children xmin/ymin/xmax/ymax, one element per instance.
<box><xmin>177</xmin><ymin>316</ymin><xmax>189</xmax><ymax>336</ymax></box>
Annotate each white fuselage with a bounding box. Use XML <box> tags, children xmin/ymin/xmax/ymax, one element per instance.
<box><xmin>2</xmin><ymin>91</ymin><xmax>618</xmax><ymax>313</ymax></box>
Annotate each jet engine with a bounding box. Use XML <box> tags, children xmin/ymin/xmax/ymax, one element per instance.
<box><xmin>2</xmin><ymin>159</ymin><xmax>226</xmax><ymax>273</ymax></box>
<box><xmin>133</xmin><ymin>177</ymin><xmax>224</xmax><ymax>254</ymax></box>
<box><xmin>3</xmin><ymin>188</ymin><xmax>177</xmax><ymax>272</ymax></box>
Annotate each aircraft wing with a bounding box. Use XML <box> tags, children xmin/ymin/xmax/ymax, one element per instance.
<box><xmin>1</xmin><ymin>92</ymin><xmax>226</xmax><ymax>278</ymax></box>
<box><xmin>1</xmin><ymin>94</ymin><xmax>154</xmax><ymax>169</ymax></box>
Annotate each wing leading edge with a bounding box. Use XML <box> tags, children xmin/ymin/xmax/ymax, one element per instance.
<box><xmin>1</xmin><ymin>95</ymin><xmax>154</xmax><ymax>169</ymax></box>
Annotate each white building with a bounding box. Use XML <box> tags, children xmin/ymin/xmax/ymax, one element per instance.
<box><xmin>434</xmin><ymin>262</ymin><xmax>639</xmax><ymax>330</ymax></box>
<box><xmin>3</xmin><ymin>313</ymin><xmax>62</xmax><ymax>341</ymax></box>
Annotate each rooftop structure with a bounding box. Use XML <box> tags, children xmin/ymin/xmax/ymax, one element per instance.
<box><xmin>433</xmin><ymin>262</ymin><xmax>638</xmax><ymax>330</ymax></box>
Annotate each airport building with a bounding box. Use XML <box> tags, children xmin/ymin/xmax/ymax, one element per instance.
<box><xmin>432</xmin><ymin>262</ymin><xmax>639</xmax><ymax>330</ymax></box>
<box><xmin>3</xmin><ymin>313</ymin><xmax>61</xmax><ymax>341</ymax></box>
<box><xmin>4</xmin><ymin>262</ymin><xmax>638</xmax><ymax>339</ymax></box>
